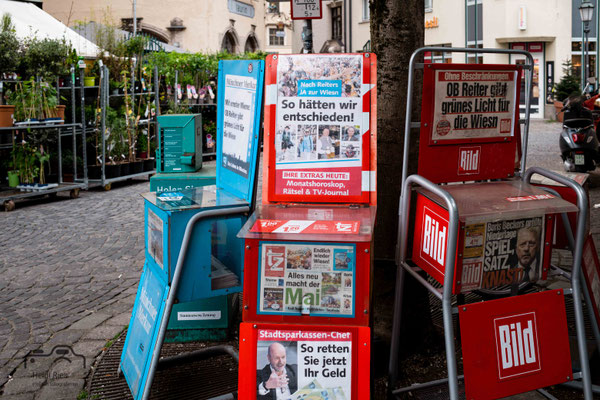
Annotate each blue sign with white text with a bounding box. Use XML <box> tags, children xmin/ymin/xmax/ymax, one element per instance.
<box><xmin>298</xmin><ymin>80</ymin><xmax>342</xmax><ymax>97</ymax></box>
<box><xmin>120</xmin><ymin>263</ymin><xmax>168</xmax><ymax>399</ymax></box>
<box><xmin>216</xmin><ymin>60</ymin><xmax>265</xmax><ymax>204</ymax></box>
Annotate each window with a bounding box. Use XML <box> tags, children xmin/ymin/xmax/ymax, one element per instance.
<box><xmin>332</xmin><ymin>6</ymin><xmax>342</xmax><ymax>41</ymax></box>
<box><xmin>425</xmin><ymin>0</ymin><xmax>433</xmax><ymax>13</ymax></box>
<box><xmin>426</xmin><ymin>44</ymin><xmax>452</xmax><ymax>63</ymax></box>
<box><xmin>222</xmin><ymin>31</ymin><xmax>237</xmax><ymax>53</ymax></box>
<box><xmin>269</xmin><ymin>28</ymin><xmax>284</xmax><ymax>46</ymax></box>
<box><xmin>245</xmin><ymin>35</ymin><xmax>258</xmax><ymax>52</ymax></box>
<box><xmin>572</xmin><ymin>38</ymin><xmax>597</xmax><ymax>84</ymax></box>
<box><xmin>362</xmin><ymin>0</ymin><xmax>370</xmax><ymax>20</ymax></box>
<box><xmin>466</xmin><ymin>43</ymin><xmax>483</xmax><ymax>64</ymax></box>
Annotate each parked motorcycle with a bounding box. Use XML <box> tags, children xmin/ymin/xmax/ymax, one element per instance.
<box><xmin>559</xmin><ymin>94</ymin><xmax>600</xmax><ymax>172</ymax></box>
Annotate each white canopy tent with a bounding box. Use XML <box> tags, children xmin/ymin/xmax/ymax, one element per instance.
<box><xmin>0</xmin><ymin>0</ymin><xmax>99</xmax><ymax>58</ymax></box>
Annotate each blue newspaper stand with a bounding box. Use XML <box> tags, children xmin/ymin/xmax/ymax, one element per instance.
<box><xmin>120</xmin><ymin>59</ymin><xmax>265</xmax><ymax>400</ymax></box>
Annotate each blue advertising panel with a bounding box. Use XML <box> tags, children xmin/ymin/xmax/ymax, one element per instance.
<box><xmin>216</xmin><ymin>59</ymin><xmax>264</xmax><ymax>204</ymax></box>
<box><xmin>120</xmin><ymin>263</ymin><xmax>168</xmax><ymax>399</ymax></box>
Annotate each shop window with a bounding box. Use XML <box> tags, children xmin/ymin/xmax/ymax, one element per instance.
<box><xmin>572</xmin><ymin>39</ymin><xmax>598</xmax><ymax>84</ymax></box>
<box><xmin>332</xmin><ymin>6</ymin><xmax>342</xmax><ymax>41</ymax></box>
<box><xmin>269</xmin><ymin>28</ymin><xmax>284</xmax><ymax>46</ymax></box>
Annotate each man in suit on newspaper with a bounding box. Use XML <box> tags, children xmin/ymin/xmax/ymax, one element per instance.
<box><xmin>257</xmin><ymin>342</ymin><xmax>298</xmax><ymax>399</ymax></box>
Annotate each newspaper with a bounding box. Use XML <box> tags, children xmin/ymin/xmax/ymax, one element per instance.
<box><xmin>259</xmin><ymin>243</ymin><xmax>355</xmax><ymax>315</ymax></box>
<box><xmin>257</xmin><ymin>329</ymin><xmax>352</xmax><ymax>399</ymax></box>
<box><xmin>461</xmin><ymin>215</ymin><xmax>544</xmax><ymax>292</ymax></box>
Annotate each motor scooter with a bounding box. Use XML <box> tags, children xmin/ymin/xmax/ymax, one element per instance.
<box><xmin>559</xmin><ymin>94</ymin><xmax>600</xmax><ymax>172</ymax></box>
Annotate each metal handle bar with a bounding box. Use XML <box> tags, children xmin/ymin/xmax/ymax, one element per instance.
<box><xmin>523</xmin><ymin>167</ymin><xmax>592</xmax><ymax>399</ymax></box>
<box><xmin>141</xmin><ymin>205</ymin><xmax>250</xmax><ymax>400</ymax></box>
<box><xmin>390</xmin><ymin>173</ymin><xmax>460</xmax><ymax>399</ymax></box>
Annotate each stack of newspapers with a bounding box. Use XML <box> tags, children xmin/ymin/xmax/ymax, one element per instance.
<box><xmin>211</xmin><ymin>255</ymin><xmax>240</xmax><ymax>290</ymax></box>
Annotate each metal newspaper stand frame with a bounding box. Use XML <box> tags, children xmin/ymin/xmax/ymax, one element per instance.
<box><xmin>388</xmin><ymin>47</ymin><xmax>594</xmax><ymax>399</ymax></box>
<box><xmin>119</xmin><ymin>60</ymin><xmax>265</xmax><ymax>400</ymax></box>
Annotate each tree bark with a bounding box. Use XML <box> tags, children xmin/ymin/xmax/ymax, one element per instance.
<box><xmin>371</xmin><ymin>0</ymin><xmax>423</xmax><ymax>261</ymax></box>
<box><xmin>370</xmin><ymin>0</ymin><xmax>438</xmax><ymax>379</ymax></box>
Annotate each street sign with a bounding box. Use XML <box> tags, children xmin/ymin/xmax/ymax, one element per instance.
<box><xmin>291</xmin><ymin>0</ymin><xmax>323</xmax><ymax>20</ymax></box>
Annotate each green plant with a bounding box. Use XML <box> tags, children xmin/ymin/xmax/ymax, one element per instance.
<box><xmin>7</xmin><ymin>79</ymin><xmax>61</xmax><ymax>121</ymax></box>
<box><xmin>554</xmin><ymin>59</ymin><xmax>581</xmax><ymax>102</ymax></box>
<box><xmin>36</xmin><ymin>145</ymin><xmax>50</xmax><ymax>184</ymax></box>
<box><xmin>165</xmin><ymin>99</ymin><xmax>192</xmax><ymax>114</ymax></box>
<box><xmin>11</xmin><ymin>139</ymin><xmax>39</xmax><ymax>183</ymax></box>
<box><xmin>0</xmin><ymin>13</ymin><xmax>19</xmax><ymax>83</ymax></box>
<box><xmin>203</xmin><ymin>119</ymin><xmax>216</xmax><ymax>136</ymax></box>
<box><xmin>17</xmin><ymin>37</ymin><xmax>73</xmax><ymax>81</ymax></box>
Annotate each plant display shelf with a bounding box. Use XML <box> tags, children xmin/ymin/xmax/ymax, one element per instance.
<box><xmin>57</xmin><ymin>86</ymin><xmax>100</xmax><ymax>90</ymax></box>
<box><xmin>0</xmin><ymin>123</ymin><xmax>86</xmax><ymax>211</ymax></box>
<box><xmin>90</xmin><ymin>65</ymin><xmax>160</xmax><ymax>189</ymax></box>
<box><xmin>0</xmin><ymin>182</ymin><xmax>85</xmax><ymax>208</ymax></box>
<box><xmin>82</xmin><ymin>169</ymin><xmax>156</xmax><ymax>190</ymax></box>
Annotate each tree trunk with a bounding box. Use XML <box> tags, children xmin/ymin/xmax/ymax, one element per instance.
<box><xmin>371</xmin><ymin>0</ymin><xmax>423</xmax><ymax>261</ymax></box>
<box><xmin>370</xmin><ymin>0</ymin><xmax>438</xmax><ymax>381</ymax></box>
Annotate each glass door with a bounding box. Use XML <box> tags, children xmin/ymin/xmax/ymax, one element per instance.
<box><xmin>513</xmin><ymin>49</ymin><xmax>544</xmax><ymax>119</ymax></box>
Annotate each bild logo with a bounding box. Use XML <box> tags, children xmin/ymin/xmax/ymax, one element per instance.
<box><xmin>458</xmin><ymin>146</ymin><xmax>481</xmax><ymax>175</ymax></box>
<box><xmin>494</xmin><ymin>312</ymin><xmax>541</xmax><ymax>379</ymax></box>
<box><xmin>421</xmin><ymin>207</ymin><xmax>448</xmax><ymax>271</ymax></box>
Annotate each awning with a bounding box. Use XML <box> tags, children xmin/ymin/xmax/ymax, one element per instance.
<box><xmin>0</xmin><ymin>0</ymin><xmax>100</xmax><ymax>58</ymax></box>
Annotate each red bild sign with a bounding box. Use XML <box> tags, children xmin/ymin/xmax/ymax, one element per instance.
<box><xmin>412</xmin><ymin>194</ymin><xmax>451</xmax><ymax>284</ymax></box>
<box><xmin>460</xmin><ymin>290</ymin><xmax>572</xmax><ymax>399</ymax></box>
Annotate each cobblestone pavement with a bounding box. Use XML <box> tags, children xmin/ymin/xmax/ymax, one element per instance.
<box><xmin>0</xmin><ymin>180</ymin><xmax>148</xmax><ymax>399</ymax></box>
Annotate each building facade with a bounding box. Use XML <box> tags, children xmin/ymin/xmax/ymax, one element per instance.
<box><xmin>42</xmin><ymin>0</ymin><xmax>268</xmax><ymax>54</ymax></box>
<box><xmin>425</xmin><ymin>0</ymin><xmax>599</xmax><ymax>119</ymax></box>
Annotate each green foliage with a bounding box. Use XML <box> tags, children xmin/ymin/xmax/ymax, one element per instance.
<box><xmin>164</xmin><ymin>99</ymin><xmax>192</xmax><ymax>114</ymax></box>
<box><xmin>6</xmin><ymin>79</ymin><xmax>60</xmax><ymax>121</ymax></box>
<box><xmin>203</xmin><ymin>119</ymin><xmax>216</xmax><ymax>135</ymax></box>
<box><xmin>18</xmin><ymin>37</ymin><xmax>73</xmax><ymax>80</ymax></box>
<box><xmin>0</xmin><ymin>13</ymin><xmax>19</xmax><ymax>77</ymax></box>
<box><xmin>146</xmin><ymin>50</ymin><xmax>267</xmax><ymax>87</ymax></box>
<box><xmin>36</xmin><ymin>145</ymin><xmax>50</xmax><ymax>184</ymax></box>
<box><xmin>554</xmin><ymin>59</ymin><xmax>581</xmax><ymax>102</ymax></box>
<box><xmin>124</xmin><ymin>35</ymin><xmax>148</xmax><ymax>58</ymax></box>
<box><xmin>94</xmin><ymin>22</ymin><xmax>131</xmax><ymax>82</ymax></box>
<box><xmin>10</xmin><ymin>140</ymin><xmax>39</xmax><ymax>183</ymax></box>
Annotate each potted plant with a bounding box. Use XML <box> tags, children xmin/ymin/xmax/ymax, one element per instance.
<box><xmin>10</xmin><ymin>139</ymin><xmax>39</xmax><ymax>190</ymax></box>
<box><xmin>0</xmin><ymin>13</ymin><xmax>19</xmax><ymax>128</ymax></box>
<box><xmin>7</xmin><ymin>79</ymin><xmax>63</xmax><ymax>123</ymax></box>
